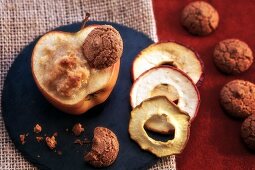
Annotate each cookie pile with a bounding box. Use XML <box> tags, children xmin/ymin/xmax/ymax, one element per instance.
<box><xmin>220</xmin><ymin>80</ymin><xmax>255</xmax><ymax>151</ymax></box>
<box><xmin>181</xmin><ymin>2</ymin><xmax>254</xmax><ymax>75</ymax></box>
<box><xmin>181</xmin><ymin>1</ymin><xmax>255</xmax><ymax>152</ymax></box>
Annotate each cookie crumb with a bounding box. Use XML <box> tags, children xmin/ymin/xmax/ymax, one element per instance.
<box><xmin>45</xmin><ymin>136</ymin><xmax>57</xmax><ymax>150</ymax></box>
<box><xmin>20</xmin><ymin>134</ymin><xmax>26</xmax><ymax>145</ymax></box>
<box><xmin>36</xmin><ymin>136</ymin><xmax>44</xmax><ymax>142</ymax></box>
<box><xmin>74</xmin><ymin>139</ymin><xmax>84</xmax><ymax>146</ymax></box>
<box><xmin>34</xmin><ymin>124</ymin><xmax>42</xmax><ymax>133</ymax></box>
<box><xmin>72</xmin><ymin>123</ymin><xmax>84</xmax><ymax>136</ymax></box>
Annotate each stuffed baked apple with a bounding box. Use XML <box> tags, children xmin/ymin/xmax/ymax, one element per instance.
<box><xmin>32</xmin><ymin>14</ymin><xmax>123</xmax><ymax>114</ymax></box>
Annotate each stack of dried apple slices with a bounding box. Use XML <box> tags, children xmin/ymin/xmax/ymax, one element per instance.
<box><xmin>128</xmin><ymin>42</ymin><xmax>203</xmax><ymax>157</ymax></box>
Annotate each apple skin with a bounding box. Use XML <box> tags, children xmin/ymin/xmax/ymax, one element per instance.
<box><xmin>131</xmin><ymin>41</ymin><xmax>204</xmax><ymax>87</ymax></box>
<box><xmin>31</xmin><ymin>26</ymin><xmax>120</xmax><ymax>115</ymax></box>
<box><xmin>130</xmin><ymin>66</ymin><xmax>200</xmax><ymax>121</ymax></box>
<box><xmin>129</xmin><ymin>96</ymin><xmax>191</xmax><ymax>157</ymax></box>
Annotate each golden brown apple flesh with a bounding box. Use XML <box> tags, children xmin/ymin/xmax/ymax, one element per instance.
<box><xmin>32</xmin><ymin>24</ymin><xmax>123</xmax><ymax>115</ymax></box>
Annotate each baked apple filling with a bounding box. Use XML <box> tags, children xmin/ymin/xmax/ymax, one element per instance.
<box><xmin>42</xmin><ymin>53</ymin><xmax>90</xmax><ymax>98</ymax></box>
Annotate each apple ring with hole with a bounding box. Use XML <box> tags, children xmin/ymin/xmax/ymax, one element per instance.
<box><xmin>130</xmin><ymin>66</ymin><xmax>200</xmax><ymax>134</ymax></box>
<box><xmin>132</xmin><ymin>42</ymin><xmax>204</xmax><ymax>85</ymax></box>
<box><xmin>32</xmin><ymin>15</ymin><xmax>123</xmax><ymax>115</ymax></box>
<box><xmin>129</xmin><ymin>96</ymin><xmax>190</xmax><ymax>157</ymax></box>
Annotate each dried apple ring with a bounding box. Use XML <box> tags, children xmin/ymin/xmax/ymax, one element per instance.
<box><xmin>129</xmin><ymin>96</ymin><xmax>190</xmax><ymax>157</ymax></box>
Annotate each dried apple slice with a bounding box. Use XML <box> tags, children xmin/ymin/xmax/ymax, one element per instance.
<box><xmin>129</xmin><ymin>96</ymin><xmax>190</xmax><ymax>157</ymax></box>
<box><xmin>132</xmin><ymin>42</ymin><xmax>203</xmax><ymax>85</ymax></box>
<box><xmin>130</xmin><ymin>66</ymin><xmax>200</xmax><ymax>120</ymax></box>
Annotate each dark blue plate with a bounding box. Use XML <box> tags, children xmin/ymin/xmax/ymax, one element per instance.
<box><xmin>2</xmin><ymin>21</ymin><xmax>156</xmax><ymax>170</ymax></box>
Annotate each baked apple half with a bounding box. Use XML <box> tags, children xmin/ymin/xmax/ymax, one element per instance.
<box><xmin>130</xmin><ymin>66</ymin><xmax>200</xmax><ymax>133</ymax></box>
<box><xmin>132</xmin><ymin>42</ymin><xmax>203</xmax><ymax>85</ymax></box>
<box><xmin>32</xmin><ymin>15</ymin><xmax>123</xmax><ymax>115</ymax></box>
<box><xmin>129</xmin><ymin>96</ymin><xmax>190</xmax><ymax>157</ymax></box>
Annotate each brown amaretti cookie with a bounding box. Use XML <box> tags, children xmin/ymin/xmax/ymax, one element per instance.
<box><xmin>213</xmin><ymin>39</ymin><xmax>253</xmax><ymax>74</ymax></box>
<box><xmin>82</xmin><ymin>25</ymin><xmax>123</xmax><ymax>69</ymax></box>
<box><xmin>84</xmin><ymin>127</ymin><xmax>119</xmax><ymax>167</ymax></box>
<box><xmin>241</xmin><ymin>114</ymin><xmax>255</xmax><ymax>151</ymax></box>
<box><xmin>220</xmin><ymin>80</ymin><xmax>255</xmax><ymax>118</ymax></box>
<box><xmin>181</xmin><ymin>1</ymin><xmax>219</xmax><ymax>36</ymax></box>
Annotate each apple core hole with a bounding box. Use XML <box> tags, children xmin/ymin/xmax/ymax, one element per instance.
<box><xmin>150</xmin><ymin>84</ymin><xmax>179</xmax><ymax>104</ymax></box>
<box><xmin>144</xmin><ymin>128</ymin><xmax>175</xmax><ymax>142</ymax></box>
<box><xmin>144</xmin><ymin>114</ymin><xmax>175</xmax><ymax>142</ymax></box>
<box><xmin>173</xmin><ymin>99</ymin><xmax>179</xmax><ymax>104</ymax></box>
<box><xmin>160</xmin><ymin>61</ymin><xmax>177</xmax><ymax>68</ymax></box>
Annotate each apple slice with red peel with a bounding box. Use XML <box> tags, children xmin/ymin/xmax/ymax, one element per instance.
<box><xmin>130</xmin><ymin>66</ymin><xmax>200</xmax><ymax>120</ymax></box>
<box><xmin>150</xmin><ymin>83</ymin><xmax>179</xmax><ymax>103</ymax></box>
<box><xmin>132</xmin><ymin>42</ymin><xmax>203</xmax><ymax>85</ymax></box>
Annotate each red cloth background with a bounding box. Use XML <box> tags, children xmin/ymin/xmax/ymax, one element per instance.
<box><xmin>153</xmin><ymin>0</ymin><xmax>255</xmax><ymax>169</ymax></box>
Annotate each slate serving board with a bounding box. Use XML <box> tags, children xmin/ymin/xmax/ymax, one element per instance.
<box><xmin>2</xmin><ymin>21</ymin><xmax>157</xmax><ymax>170</ymax></box>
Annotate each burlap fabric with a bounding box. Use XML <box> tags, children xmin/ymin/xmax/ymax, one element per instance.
<box><xmin>0</xmin><ymin>0</ymin><xmax>175</xmax><ymax>169</ymax></box>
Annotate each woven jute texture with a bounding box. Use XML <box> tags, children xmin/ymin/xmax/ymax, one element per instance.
<box><xmin>0</xmin><ymin>0</ymin><xmax>175</xmax><ymax>169</ymax></box>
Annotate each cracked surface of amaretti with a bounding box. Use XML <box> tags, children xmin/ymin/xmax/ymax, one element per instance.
<box><xmin>220</xmin><ymin>80</ymin><xmax>255</xmax><ymax>118</ymax></box>
<box><xmin>84</xmin><ymin>127</ymin><xmax>119</xmax><ymax>167</ymax></box>
<box><xmin>214</xmin><ymin>39</ymin><xmax>253</xmax><ymax>74</ymax></box>
<box><xmin>241</xmin><ymin>114</ymin><xmax>255</xmax><ymax>151</ymax></box>
<box><xmin>181</xmin><ymin>1</ymin><xmax>219</xmax><ymax>36</ymax></box>
<box><xmin>82</xmin><ymin>25</ymin><xmax>123</xmax><ymax>69</ymax></box>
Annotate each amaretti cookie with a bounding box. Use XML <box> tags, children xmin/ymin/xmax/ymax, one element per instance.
<box><xmin>214</xmin><ymin>39</ymin><xmax>253</xmax><ymax>74</ymax></box>
<box><xmin>84</xmin><ymin>127</ymin><xmax>119</xmax><ymax>167</ymax></box>
<box><xmin>181</xmin><ymin>1</ymin><xmax>219</xmax><ymax>36</ymax></box>
<box><xmin>82</xmin><ymin>25</ymin><xmax>123</xmax><ymax>69</ymax></box>
<box><xmin>241</xmin><ymin>114</ymin><xmax>255</xmax><ymax>151</ymax></box>
<box><xmin>220</xmin><ymin>80</ymin><xmax>255</xmax><ymax>118</ymax></box>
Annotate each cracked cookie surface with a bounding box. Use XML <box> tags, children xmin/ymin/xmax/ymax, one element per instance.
<box><xmin>84</xmin><ymin>127</ymin><xmax>119</xmax><ymax>167</ymax></box>
<box><xmin>181</xmin><ymin>1</ymin><xmax>219</xmax><ymax>36</ymax></box>
<box><xmin>220</xmin><ymin>80</ymin><xmax>255</xmax><ymax>118</ymax></box>
<box><xmin>82</xmin><ymin>25</ymin><xmax>123</xmax><ymax>69</ymax></box>
<box><xmin>241</xmin><ymin>114</ymin><xmax>255</xmax><ymax>151</ymax></box>
<box><xmin>214</xmin><ymin>39</ymin><xmax>253</xmax><ymax>74</ymax></box>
